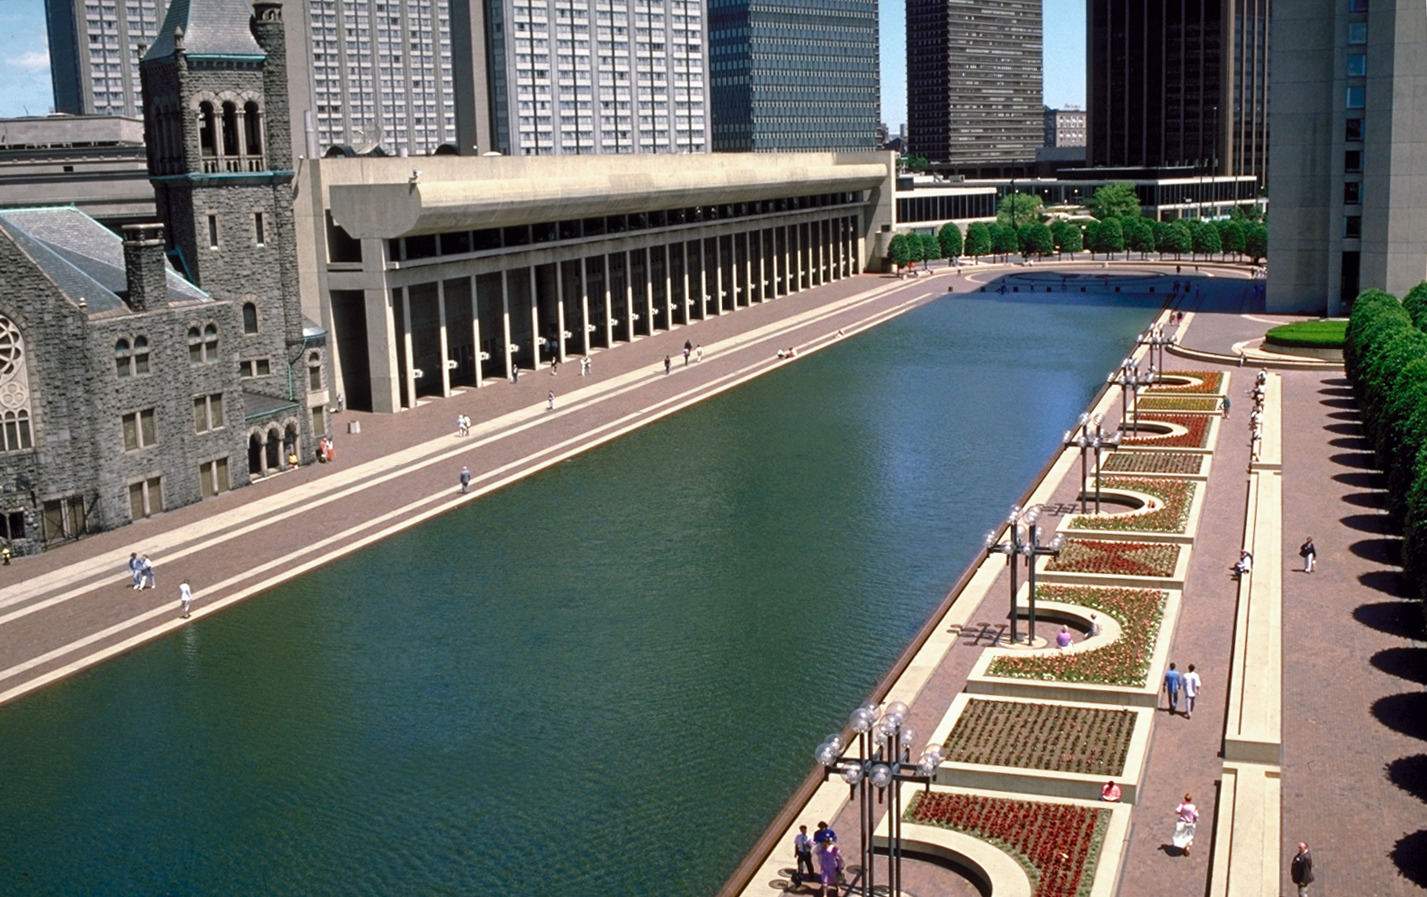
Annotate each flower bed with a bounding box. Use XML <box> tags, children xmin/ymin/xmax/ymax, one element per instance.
<box><xmin>1049</xmin><ymin>540</ymin><xmax>1180</xmax><ymax>577</ymax></box>
<box><xmin>1067</xmin><ymin>477</ymin><xmax>1196</xmax><ymax>533</ymax></box>
<box><xmin>905</xmin><ymin>791</ymin><xmax>1109</xmax><ymax>897</ymax></box>
<box><xmin>1100</xmin><ymin>451</ymin><xmax>1204</xmax><ymax>476</ymax></box>
<box><xmin>1145</xmin><ymin>371</ymin><xmax>1224</xmax><ymax>394</ymax></box>
<box><xmin>1137</xmin><ymin>396</ymin><xmax>1220</xmax><ymax>413</ymax></box>
<box><xmin>1121</xmin><ymin>414</ymin><xmax>1210</xmax><ymax>448</ymax></box>
<box><xmin>987</xmin><ymin>585</ymin><xmax>1168</xmax><ymax>686</ymax></box>
<box><xmin>944</xmin><ymin>699</ymin><xmax>1136</xmax><ymax>776</ymax></box>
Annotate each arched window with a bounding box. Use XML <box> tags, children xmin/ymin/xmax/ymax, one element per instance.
<box><xmin>307</xmin><ymin>350</ymin><xmax>322</xmax><ymax>390</ymax></box>
<box><xmin>133</xmin><ymin>335</ymin><xmax>149</xmax><ymax>375</ymax></box>
<box><xmin>188</xmin><ymin>325</ymin><xmax>203</xmax><ymax>363</ymax></box>
<box><xmin>221</xmin><ymin>102</ymin><xmax>240</xmax><ymax>157</ymax></box>
<box><xmin>242</xmin><ymin>302</ymin><xmax>259</xmax><ymax>334</ymax></box>
<box><xmin>244</xmin><ymin>100</ymin><xmax>263</xmax><ymax>158</ymax></box>
<box><xmin>204</xmin><ymin>323</ymin><xmax>219</xmax><ymax>360</ymax></box>
<box><xmin>198</xmin><ymin>102</ymin><xmax>217</xmax><ymax>157</ymax></box>
<box><xmin>115</xmin><ymin>338</ymin><xmax>131</xmax><ymax>378</ymax></box>
<box><xmin>0</xmin><ymin>315</ymin><xmax>34</xmax><ymax>452</ymax></box>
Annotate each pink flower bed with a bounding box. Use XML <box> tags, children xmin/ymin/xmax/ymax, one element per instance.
<box><xmin>1067</xmin><ymin>477</ymin><xmax>1195</xmax><ymax>533</ymax></box>
<box><xmin>1048</xmin><ymin>540</ymin><xmax>1180</xmax><ymax>577</ymax></box>
<box><xmin>1121</xmin><ymin>414</ymin><xmax>1210</xmax><ymax>448</ymax></box>
<box><xmin>988</xmin><ymin>584</ymin><xmax>1168</xmax><ymax>686</ymax></box>
<box><xmin>1100</xmin><ymin>452</ymin><xmax>1204</xmax><ymax>475</ymax></box>
<box><xmin>1145</xmin><ymin>371</ymin><xmax>1224</xmax><ymax>394</ymax></box>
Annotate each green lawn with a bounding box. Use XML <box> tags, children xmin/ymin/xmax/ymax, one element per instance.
<box><xmin>1265</xmin><ymin>319</ymin><xmax>1347</xmax><ymax>348</ymax></box>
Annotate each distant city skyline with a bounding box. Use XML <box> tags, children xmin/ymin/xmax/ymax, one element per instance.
<box><xmin>1</xmin><ymin>0</ymin><xmax>1085</xmax><ymax>134</ymax></box>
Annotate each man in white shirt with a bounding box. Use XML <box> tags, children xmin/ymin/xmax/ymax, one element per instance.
<box><xmin>1183</xmin><ymin>664</ymin><xmax>1202</xmax><ymax>719</ymax></box>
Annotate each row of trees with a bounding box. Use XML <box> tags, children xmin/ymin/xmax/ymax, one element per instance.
<box><xmin>887</xmin><ymin>216</ymin><xmax>1267</xmax><ymax>268</ymax></box>
<box><xmin>1344</xmin><ymin>283</ymin><xmax>1427</xmax><ymax>603</ymax></box>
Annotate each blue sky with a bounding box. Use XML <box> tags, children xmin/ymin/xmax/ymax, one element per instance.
<box><xmin>0</xmin><ymin>0</ymin><xmax>1086</xmax><ymax>129</ymax></box>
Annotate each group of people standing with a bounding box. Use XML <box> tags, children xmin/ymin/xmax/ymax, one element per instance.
<box><xmin>127</xmin><ymin>552</ymin><xmax>195</xmax><ymax>619</ymax></box>
<box><xmin>792</xmin><ymin>821</ymin><xmax>844</xmax><ymax>895</ymax></box>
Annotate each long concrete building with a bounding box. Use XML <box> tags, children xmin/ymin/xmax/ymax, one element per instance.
<box><xmin>294</xmin><ymin>152</ymin><xmax>895</xmax><ymax>412</ymax></box>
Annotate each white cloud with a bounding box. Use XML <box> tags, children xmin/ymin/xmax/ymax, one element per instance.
<box><xmin>13</xmin><ymin>51</ymin><xmax>48</xmax><ymax>72</ymax></box>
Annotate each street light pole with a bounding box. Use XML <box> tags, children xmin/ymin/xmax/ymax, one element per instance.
<box><xmin>985</xmin><ymin>506</ymin><xmax>1026</xmax><ymax>645</ymax></box>
<box><xmin>1108</xmin><ymin>359</ymin><xmax>1150</xmax><ymax>437</ymax></box>
<box><xmin>1021</xmin><ymin>506</ymin><xmax>1065</xmax><ymax>639</ymax></box>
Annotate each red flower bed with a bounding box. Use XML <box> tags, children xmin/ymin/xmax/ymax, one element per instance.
<box><xmin>1048</xmin><ymin>540</ymin><xmax>1180</xmax><ymax>577</ymax></box>
<box><xmin>988</xmin><ymin>585</ymin><xmax>1168</xmax><ymax>686</ymax></box>
<box><xmin>1145</xmin><ymin>371</ymin><xmax>1224</xmax><ymax>394</ymax></box>
<box><xmin>905</xmin><ymin>791</ymin><xmax>1109</xmax><ymax>897</ymax></box>
<box><xmin>1121</xmin><ymin>414</ymin><xmax>1210</xmax><ymax>448</ymax></box>
<box><xmin>1138</xmin><ymin>396</ymin><xmax>1220</xmax><ymax>413</ymax></box>
<box><xmin>1067</xmin><ymin>477</ymin><xmax>1196</xmax><ymax>533</ymax></box>
<box><xmin>945</xmin><ymin>699</ymin><xmax>1136</xmax><ymax>776</ymax></box>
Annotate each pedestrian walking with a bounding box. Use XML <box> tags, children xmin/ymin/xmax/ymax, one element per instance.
<box><xmin>684</xmin><ymin>339</ymin><xmax>692</xmax><ymax>365</ymax></box>
<box><xmin>550</xmin><ymin>357</ymin><xmax>559</xmax><ymax>375</ymax></box>
<box><xmin>547</xmin><ymin>391</ymin><xmax>555</xmax><ymax>411</ymax></box>
<box><xmin>695</xmin><ymin>344</ymin><xmax>703</xmax><ymax>362</ymax></box>
<box><xmin>128</xmin><ymin>552</ymin><xmax>144</xmax><ymax>589</ymax></box>
<box><xmin>664</xmin><ymin>355</ymin><xmax>671</xmax><ymax>375</ymax></box>
<box><xmin>815</xmin><ymin>838</ymin><xmax>844</xmax><ymax>897</ymax></box>
<box><xmin>459</xmin><ymin>466</ymin><xmax>471</xmax><ymax>494</ymax></box>
<box><xmin>1291</xmin><ymin>842</ymin><xmax>1314</xmax><ymax>896</ymax></box>
<box><xmin>511</xmin><ymin>363</ymin><xmax>519</xmax><ymax>383</ymax></box>
<box><xmin>1182</xmin><ymin>664</ymin><xmax>1201</xmax><ymax>718</ymax></box>
<box><xmin>1221</xmin><ymin>396</ymin><xmax>1231</xmax><ymax>419</ymax></box>
<box><xmin>179</xmin><ymin>580</ymin><xmax>193</xmax><ymax>618</ymax></box>
<box><xmin>813</xmin><ymin>821</ymin><xmax>836</xmax><ymax>846</ymax></box>
<box><xmin>1164</xmin><ymin>662</ymin><xmax>1182</xmax><ymax>714</ymax></box>
<box><xmin>793</xmin><ymin>825</ymin><xmax>816</xmax><ymax>885</ymax></box>
<box><xmin>581</xmin><ymin>356</ymin><xmax>590</xmax><ymax>376</ymax></box>
<box><xmin>140</xmin><ymin>554</ymin><xmax>156</xmax><ymax>590</ymax></box>
<box><xmin>1172</xmin><ymin>794</ymin><xmax>1198</xmax><ymax>855</ymax></box>
<box><xmin>1300</xmin><ymin>537</ymin><xmax>1317</xmax><ymax>573</ymax></box>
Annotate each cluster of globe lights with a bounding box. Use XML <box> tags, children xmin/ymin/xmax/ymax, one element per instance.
<box><xmin>814</xmin><ymin>701</ymin><xmax>948</xmax><ymax>784</ymax></box>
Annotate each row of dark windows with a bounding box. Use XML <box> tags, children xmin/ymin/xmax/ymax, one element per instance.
<box><xmin>386</xmin><ymin>191</ymin><xmax>861</xmax><ymax>262</ymax></box>
<box><xmin>114</xmin><ymin>307</ymin><xmax>269</xmax><ymax>379</ymax></box>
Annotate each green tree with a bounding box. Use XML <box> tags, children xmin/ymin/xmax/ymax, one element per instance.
<box><xmin>1124</xmin><ymin>217</ymin><xmax>1156</xmax><ymax>258</ymax></box>
<box><xmin>1092</xmin><ymin>217</ymin><xmax>1125</xmax><ymax>256</ymax></box>
<box><xmin>1022</xmin><ymin>222</ymin><xmax>1054</xmax><ymax>258</ymax></box>
<box><xmin>989</xmin><ymin>222</ymin><xmax>1019</xmax><ymax>259</ymax></box>
<box><xmin>1056</xmin><ymin>221</ymin><xmax>1083</xmax><ymax>256</ymax></box>
<box><xmin>937</xmin><ymin>222</ymin><xmax>964</xmax><ymax>260</ymax></box>
<box><xmin>1217</xmin><ymin>220</ymin><xmax>1246</xmax><ymax>258</ymax></box>
<box><xmin>1164</xmin><ymin>220</ymin><xmax>1193</xmax><ymax>258</ymax></box>
<box><xmin>1191</xmin><ymin>220</ymin><xmax>1222</xmax><ymax>257</ymax></box>
<box><xmin>965</xmin><ymin>222</ymin><xmax>992</xmax><ymax>258</ymax></box>
<box><xmin>1082</xmin><ymin>220</ymin><xmax>1101</xmax><ymax>258</ymax></box>
<box><xmin>900</xmin><ymin>155</ymin><xmax>929</xmax><ymax>172</ymax></box>
<box><xmin>1243</xmin><ymin>223</ymin><xmax>1268</xmax><ymax>263</ymax></box>
<box><xmin>888</xmin><ymin>233</ymin><xmax>912</xmax><ymax>270</ymax></box>
<box><xmin>1089</xmin><ymin>182</ymin><xmax>1142</xmax><ymax>220</ymax></box>
<box><xmin>997</xmin><ymin>192</ymin><xmax>1044</xmax><ymax>228</ymax></box>
<box><xmin>918</xmin><ymin>233</ymin><xmax>941</xmax><ymax>267</ymax></box>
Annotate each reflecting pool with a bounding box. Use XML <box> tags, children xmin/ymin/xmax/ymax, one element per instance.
<box><xmin>0</xmin><ymin>287</ymin><xmax>1161</xmax><ymax>896</ymax></box>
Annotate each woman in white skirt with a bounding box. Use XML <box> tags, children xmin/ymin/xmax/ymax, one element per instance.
<box><xmin>1172</xmin><ymin>793</ymin><xmax>1199</xmax><ymax>855</ymax></box>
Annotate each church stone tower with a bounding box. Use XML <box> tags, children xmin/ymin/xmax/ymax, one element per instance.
<box><xmin>139</xmin><ymin>0</ymin><xmax>325</xmax><ymax>458</ymax></box>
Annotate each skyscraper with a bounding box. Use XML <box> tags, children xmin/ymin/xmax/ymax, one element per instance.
<box><xmin>485</xmin><ymin>0</ymin><xmax>709</xmax><ymax>155</ymax></box>
<box><xmin>1268</xmin><ymin>0</ymin><xmax>1427</xmax><ymax>313</ymax></box>
<box><xmin>46</xmin><ymin>0</ymin><xmax>475</xmax><ymax>158</ymax></box>
<box><xmin>708</xmin><ymin>0</ymin><xmax>879</xmax><ymax>152</ymax></box>
<box><xmin>1085</xmin><ymin>0</ymin><xmax>1269</xmax><ymax>182</ymax></box>
<box><xmin>906</xmin><ymin>0</ymin><xmax>1042</xmax><ymax>166</ymax></box>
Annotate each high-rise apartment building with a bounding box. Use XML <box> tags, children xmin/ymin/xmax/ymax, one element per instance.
<box><xmin>1044</xmin><ymin>106</ymin><xmax>1086</xmax><ymax>148</ymax></box>
<box><xmin>906</xmin><ymin>0</ymin><xmax>1042</xmax><ymax>165</ymax></box>
<box><xmin>1268</xmin><ymin>0</ymin><xmax>1427</xmax><ymax>313</ymax></box>
<box><xmin>46</xmin><ymin>0</ymin><xmax>478</xmax><ymax>159</ymax></box>
<box><xmin>485</xmin><ymin>0</ymin><xmax>709</xmax><ymax>155</ymax></box>
<box><xmin>1086</xmin><ymin>0</ymin><xmax>1269</xmax><ymax>182</ymax></box>
<box><xmin>707</xmin><ymin>0</ymin><xmax>879</xmax><ymax>151</ymax></box>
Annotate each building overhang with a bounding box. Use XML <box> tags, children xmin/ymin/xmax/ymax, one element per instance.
<box><xmin>325</xmin><ymin>153</ymin><xmax>894</xmax><ymax>239</ymax></box>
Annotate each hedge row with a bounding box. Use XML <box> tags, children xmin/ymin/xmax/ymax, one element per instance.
<box><xmin>1344</xmin><ymin>283</ymin><xmax>1427</xmax><ymax>600</ymax></box>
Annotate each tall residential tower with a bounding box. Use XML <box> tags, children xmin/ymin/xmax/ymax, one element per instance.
<box><xmin>906</xmin><ymin>0</ymin><xmax>1042</xmax><ymax>166</ymax></box>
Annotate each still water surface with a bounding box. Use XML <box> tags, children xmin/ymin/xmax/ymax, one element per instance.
<box><xmin>0</xmin><ymin>288</ymin><xmax>1159</xmax><ymax>896</ymax></box>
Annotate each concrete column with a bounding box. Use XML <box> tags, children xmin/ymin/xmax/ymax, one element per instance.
<box><xmin>603</xmin><ymin>253</ymin><xmax>615</xmax><ymax>347</ymax></box>
<box><xmin>401</xmin><ymin>286</ymin><xmax>416</xmax><ymax>409</ymax></box>
<box><xmin>679</xmin><ymin>241</ymin><xmax>691</xmax><ymax>322</ymax></box>
<box><xmin>625</xmin><ymin>250</ymin><xmax>637</xmax><ymax>341</ymax></box>
<box><xmin>743</xmin><ymin>230</ymin><xmax>754</xmax><ymax>303</ymax></box>
<box><xmin>555</xmin><ymin>264</ymin><xmax>567</xmax><ymax>364</ymax></box>
<box><xmin>784</xmin><ymin>225</ymin><xmax>794</xmax><ymax>293</ymax></box>
<box><xmin>758</xmin><ymin>229</ymin><xmax>768</xmax><ymax>300</ymax></box>
<box><xmin>714</xmin><ymin>237</ymin><xmax>725</xmax><ymax>315</ymax></box>
<box><xmin>662</xmin><ymin>243</ymin><xmax>674</xmax><ymax>326</ymax></box>
<box><xmin>644</xmin><ymin>248</ymin><xmax>656</xmax><ymax>334</ymax></box>
<box><xmin>529</xmin><ymin>266</ymin><xmax>542</xmax><ymax>368</ymax></box>
<box><xmin>470</xmin><ymin>274</ymin><xmax>484</xmax><ymax>386</ymax></box>
<box><xmin>697</xmin><ymin>239</ymin><xmax>709</xmax><ymax>318</ymax></box>
<box><xmin>437</xmin><ymin>278</ymin><xmax>452</xmax><ymax>396</ymax></box>
<box><xmin>501</xmin><ymin>269</ymin><xmax>514</xmax><ymax>379</ymax></box>
<box><xmin>579</xmin><ymin>257</ymin><xmax>592</xmax><ymax>356</ymax></box>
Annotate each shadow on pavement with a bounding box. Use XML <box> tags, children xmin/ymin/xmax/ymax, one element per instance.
<box><xmin>1319</xmin><ymin>385</ymin><xmax>1354</xmax><ymax>397</ymax></box>
<box><xmin>1385</xmin><ymin>755</ymin><xmax>1427</xmax><ymax>804</ymax></box>
<box><xmin>1353</xmin><ymin>601</ymin><xmax>1424</xmax><ymax>638</ymax></box>
<box><xmin>1333</xmin><ymin>471</ymin><xmax>1385</xmax><ymax>489</ymax></box>
<box><xmin>1371</xmin><ymin>648</ymin><xmax>1427</xmax><ymax>686</ymax></box>
<box><xmin>1324</xmin><ymin>422</ymin><xmax>1366</xmax><ymax>436</ymax></box>
<box><xmin>1349</xmin><ymin>537</ymin><xmax>1402</xmax><ymax>564</ymax></box>
<box><xmin>1341</xmin><ymin>491</ymin><xmax>1388</xmax><ymax>510</ymax></box>
<box><xmin>1329</xmin><ymin>451</ymin><xmax>1378</xmax><ymax>468</ymax></box>
<box><xmin>1324</xmin><ymin>377</ymin><xmax>1352</xmax><ymax>388</ymax></box>
<box><xmin>1372</xmin><ymin>692</ymin><xmax>1427</xmax><ymax>741</ymax></box>
<box><xmin>1319</xmin><ymin>397</ymin><xmax>1358</xmax><ymax>409</ymax></box>
<box><xmin>1341</xmin><ymin>513</ymin><xmax>1391</xmax><ymax>534</ymax></box>
<box><xmin>1392</xmin><ymin>830</ymin><xmax>1427</xmax><ymax>888</ymax></box>
<box><xmin>1325</xmin><ymin>410</ymin><xmax>1360</xmax><ymax>421</ymax></box>
<box><xmin>1359</xmin><ymin>570</ymin><xmax>1408</xmax><ymax>598</ymax></box>
<box><xmin>1327</xmin><ymin>435</ymin><xmax>1369</xmax><ymax>450</ymax></box>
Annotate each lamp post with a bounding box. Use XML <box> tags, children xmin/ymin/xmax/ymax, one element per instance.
<box><xmin>1064</xmin><ymin>413</ymin><xmax>1122</xmax><ymax>513</ymax></box>
<box><xmin>815</xmin><ymin>702</ymin><xmax>947</xmax><ymax>897</ymax></box>
<box><xmin>1020</xmin><ymin>505</ymin><xmax>1065</xmax><ymax>639</ymax></box>
<box><xmin>985</xmin><ymin>505</ymin><xmax>1027</xmax><ymax>645</ymax></box>
<box><xmin>1063</xmin><ymin>414</ymin><xmax>1094</xmax><ymax>514</ymax></box>
<box><xmin>1139</xmin><ymin>324</ymin><xmax>1174</xmax><ymax>374</ymax></box>
<box><xmin>1086</xmin><ymin>418</ymin><xmax>1122</xmax><ymax>512</ymax></box>
<box><xmin>1108</xmin><ymin>359</ymin><xmax>1151</xmax><ymax>437</ymax></box>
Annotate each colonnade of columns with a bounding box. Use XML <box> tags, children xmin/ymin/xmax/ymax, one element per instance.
<box><xmin>376</xmin><ymin>213</ymin><xmax>862</xmax><ymax>410</ymax></box>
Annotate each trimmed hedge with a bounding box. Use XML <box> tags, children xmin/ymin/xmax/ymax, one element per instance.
<box><xmin>1264</xmin><ymin>320</ymin><xmax>1347</xmax><ymax>348</ymax></box>
<box><xmin>1346</xmin><ymin>284</ymin><xmax>1427</xmax><ymax>600</ymax></box>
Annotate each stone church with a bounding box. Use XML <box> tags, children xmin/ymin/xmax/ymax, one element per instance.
<box><xmin>0</xmin><ymin>0</ymin><xmax>326</xmax><ymax>554</ymax></box>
